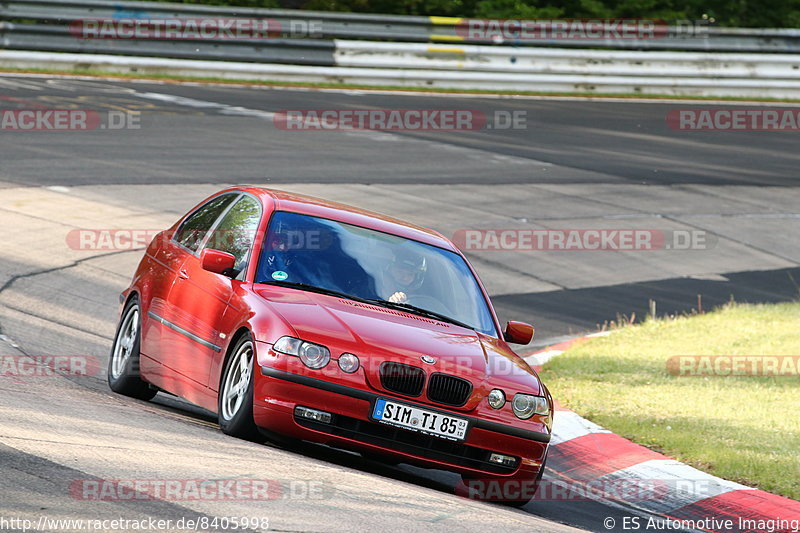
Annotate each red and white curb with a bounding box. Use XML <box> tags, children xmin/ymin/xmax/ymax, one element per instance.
<box><xmin>526</xmin><ymin>334</ymin><xmax>800</xmax><ymax>533</ymax></box>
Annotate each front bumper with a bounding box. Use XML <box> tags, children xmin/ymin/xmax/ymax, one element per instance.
<box><xmin>254</xmin><ymin>365</ymin><xmax>549</xmax><ymax>478</ymax></box>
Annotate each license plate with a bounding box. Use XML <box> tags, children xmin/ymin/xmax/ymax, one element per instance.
<box><xmin>372</xmin><ymin>399</ymin><xmax>468</xmax><ymax>442</ymax></box>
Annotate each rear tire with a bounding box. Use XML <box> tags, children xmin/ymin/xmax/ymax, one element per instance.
<box><xmin>218</xmin><ymin>333</ymin><xmax>262</xmax><ymax>442</ymax></box>
<box><xmin>108</xmin><ymin>296</ymin><xmax>157</xmax><ymax>401</ymax></box>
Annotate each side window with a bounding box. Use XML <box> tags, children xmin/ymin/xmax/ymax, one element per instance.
<box><xmin>203</xmin><ymin>195</ymin><xmax>262</xmax><ymax>271</ymax></box>
<box><xmin>174</xmin><ymin>194</ymin><xmax>237</xmax><ymax>253</ymax></box>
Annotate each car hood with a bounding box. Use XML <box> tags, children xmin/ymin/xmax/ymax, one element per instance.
<box><xmin>253</xmin><ymin>286</ymin><xmax>541</xmax><ymax>397</ymax></box>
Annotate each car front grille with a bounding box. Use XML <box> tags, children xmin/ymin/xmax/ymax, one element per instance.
<box><xmin>294</xmin><ymin>412</ymin><xmax>518</xmax><ymax>474</ymax></box>
<box><xmin>427</xmin><ymin>373</ymin><xmax>473</xmax><ymax>406</ymax></box>
<box><xmin>379</xmin><ymin>362</ymin><xmax>425</xmax><ymax>397</ymax></box>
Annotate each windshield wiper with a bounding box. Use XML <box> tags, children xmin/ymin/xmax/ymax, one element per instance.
<box><xmin>366</xmin><ymin>299</ymin><xmax>473</xmax><ymax>330</ymax></box>
<box><xmin>262</xmin><ymin>281</ymin><xmax>372</xmax><ymax>304</ymax></box>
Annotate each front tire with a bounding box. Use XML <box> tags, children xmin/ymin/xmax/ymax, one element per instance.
<box><xmin>361</xmin><ymin>452</ymin><xmax>401</xmax><ymax>466</ymax></box>
<box><xmin>459</xmin><ymin>460</ymin><xmax>546</xmax><ymax>507</ymax></box>
<box><xmin>218</xmin><ymin>333</ymin><xmax>262</xmax><ymax>442</ymax></box>
<box><xmin>108</xmin><ymin>296</ymin><xmax>157</xmax><ymax>401</ymax></box>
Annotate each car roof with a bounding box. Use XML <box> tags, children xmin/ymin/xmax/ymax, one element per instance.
<box><xmin>233</xmin><ymin>186</ymin><xmax>457</xmax><ymax>252</ymax></box>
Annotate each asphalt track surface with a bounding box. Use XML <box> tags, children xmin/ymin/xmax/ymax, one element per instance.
<box><xmin>1</xmin><ymin>74</ymin><xmax>799</xmax><ymax>533</ymax></box>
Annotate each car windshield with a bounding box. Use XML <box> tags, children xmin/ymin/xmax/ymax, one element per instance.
<box><xmin>256</xmin><ymin>211</ymin><xmax>497</xmax><ymax>336</ymax></box>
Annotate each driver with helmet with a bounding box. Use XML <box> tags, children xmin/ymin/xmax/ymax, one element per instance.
<box><xmin>384</xmin><ymin>248</ymin><xmax>427</xmax><ymax>304</ymax></box>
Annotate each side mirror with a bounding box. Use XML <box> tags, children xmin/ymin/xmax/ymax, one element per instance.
<box><xmin>201</xmin><ymin>249</ymin><xmax>236</xmax><ymax>275</ymax></box>
<box><xmin>504</xmin><ymin>321</ymin><xmax>534</xmax><ymax>345</ymax></box>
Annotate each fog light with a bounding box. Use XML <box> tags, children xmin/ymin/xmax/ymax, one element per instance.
<box><xmin>488</xmin><ymin>453</ymin><xmax>517</xmax><ymax>467</ymax></box>
<box><xmin>487</xmin><ymin>389</ymin><xmax>506</xmax><ymax>409</ymax></box>
<box><xmin>295</xmin><ymin>406</ymin><xmax>332</xmax><ymax>424</ymax></box>
<box><xmin>338</xmin><ymin>353</ymin><xmax>360</xmax><ymax>373</ymax></box>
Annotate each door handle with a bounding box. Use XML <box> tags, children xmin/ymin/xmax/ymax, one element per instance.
<box><xmin>178</xmin><ymin>269</ymin><xmax>190</xmax><ymax>280</ymax></box>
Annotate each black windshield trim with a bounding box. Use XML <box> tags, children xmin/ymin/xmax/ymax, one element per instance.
<box><xmin>365</xmin><ymin>299</ymin><xmax>474</xmax><ymax>330</ymax></box>
<box><xmin>260</xmin><ymin>281</ymin><xmax>373</xmax><ymax>304</ymax></box>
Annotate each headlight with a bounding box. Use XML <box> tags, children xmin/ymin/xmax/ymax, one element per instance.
<box><xmin>511</xmin><ymin>393</ymin><xmax>549</xmax><ymax>419</ymax></box>
<box><xmin>487</xmin><ymin>389</ymin><xmax>506</xmax><ymax>409</ymax></box>
<box><xmin>273</xmin><ymin>336</ymin><xmax>331</xmax><ymax>369</ymax></box>
<box><xmin>338</xmin><ymin>353</ymin><xmax>360</xmax><ymax>373</ymax></box>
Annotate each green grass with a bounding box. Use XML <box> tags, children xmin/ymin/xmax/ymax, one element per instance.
<box><xmin>4</xmin><ymin>66</ymin><xmax>800</xmax><ymax>103</ymax></box>
<box><xmin>539</xmin><ymin>302</ymin><xmax>800</xmax><ymax>500</ymax></box>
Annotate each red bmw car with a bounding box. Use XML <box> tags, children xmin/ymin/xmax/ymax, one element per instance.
<box><xmin>109</xmin><ymin>187</ymin><xmax>552</xmax><ymax>505</ymax></box>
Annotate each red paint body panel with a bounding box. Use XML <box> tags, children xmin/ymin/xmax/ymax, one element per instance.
<box><xmin>252</xmin><ymin>368</ymin><xmax>546</xmax><ymax>477</ymax></box>
<box><xmin>120</xmin><ymin>187</ymin><xmax>552</xmax><ymax>487</ymax></box>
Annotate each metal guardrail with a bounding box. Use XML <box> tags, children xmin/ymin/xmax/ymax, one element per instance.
<box><xmin>2</xmin><ymin>0</ymin><xmax>800</xmax><ymax>98</ymax></box>
<box><xmin>0</xmin><ymin>22</ymin><xmax>336</xmax><ymax>65</ymax></box>
<box><xmin>4</xmin><ymin>49</ymin><xmax>800</xmax><ymax>99</ymax></box>
<box><xmin>334</xmin><ymin>41</ymin><xmax>800</xmax><ymax>79</ymax></box>
<box><xmin>1</xmin><ymin>0</ymin><xmax>436</xmax><ymax>44</ymax></box>
<box><xmin>3</xmin><ymin>0</ymin><xmax>800</xmax><ymax>55</ymax></box>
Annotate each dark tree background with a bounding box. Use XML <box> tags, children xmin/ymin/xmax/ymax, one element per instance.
<box><xmin>159</xmin><ymin>0</ymin><xmax>800</xmax><ymax>27</ymax></box>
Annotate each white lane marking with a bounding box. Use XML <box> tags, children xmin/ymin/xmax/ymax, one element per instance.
<box><xmin>551</xmin><ymin>410</ymin><xmax>612</xmax><ymax>445</ymax></box>
<box><xmin>526</xmin><ymin>349</ymin><xmax>564</xmax><ymax>366</ymax></box>
<box><xmin>44</xmin><ymin>78</ymin><xmax>136</xmax><ymax>94</ymax></box>
<box><xmin>0</xmin><ymin>78</ymin><xmax>47</xmax><ymax>91</ymax></box>
<box><xmin>688</xmin><ymin>274</ymin><xmax>729</xmax><ymax>281</ymax></box>
<box><xmin>131</xmin><ymin>91</ymin><xmax>276</xmax><ymax>119</ymax></box>
<box><xmin>586</xmin><ymin>331</ymin><xmax>612</xmax><ymax>338</ymax></box>
<box><xmin>126</xmin><ymin>90</ymin><xmax>542</xmax><ymax>167</ymax></box>
<box><xmin>7</xmin><ymin>71</ymin><xmax>800</xmax><ymax>105</ymax></box>
<box><xmin>606</xmin><ymin>213</ymin><xmax>800</xmax><ymax>219</ymax></box>
<box><xmin>131</xmin><ymin>91</ymin><xmax>226</xmax><ymax>109</ymax></box>
<box><xmin>594</xmin><ymin>459</ymin><xmax>752</xmax><ymax>514</ymax></box>
<box><xmin>0</xmin><ymin>77</ymin><xmax>137</xmax><ymax>93</ymax></box>
<box><xmin>219</xmin><ymin>106</ymin><xmax>275</xmax><ymax>119</ymax></box>
<box><xmin>0</xmin><ymin>76</ymin><xmax>277</xmax><ymax>120</ymax></box>
<box><xmin>528</xmin><ymin>330</ymin><xmax>756</xmax><ymax>518</ymax></box>
<box><xmin>525</xmin><ymin>331</ymin><xmax>612</xmax><ymax>365</ymax></box>
<box><xmin>0</xmin><ymin>334</ymin><xmax>21</xmax><ymax>349</ymax></box>
<box><xmin>0</xmin><ymin>77</ymin><xmax>542</xmax><ymax>167</ymax></box>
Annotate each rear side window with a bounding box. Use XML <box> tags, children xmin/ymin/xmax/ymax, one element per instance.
<box><xmin>203</xmin><ymin>195</ymin><xmax>262</xmax><ymax>271</ymax></box>
<box><xmin>174</xmin><ymin>194</ymin><xmax>237</xmax><ymax>252</ymax></box>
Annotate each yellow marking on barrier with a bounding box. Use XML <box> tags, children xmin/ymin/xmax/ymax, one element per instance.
<box><xmin>428</xmin><ymin>34</ymin><xmax>465</xmax><ymax>42</ymax></box>
<box><xmin>429</xmin><ymin>16</ymin><xmax>462</xmax><ymax>25</ymax></box>
<box><xmin>427</xmin><ymin>46</ymin><xmax>466</xmax><ymax>54</ymax></box>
